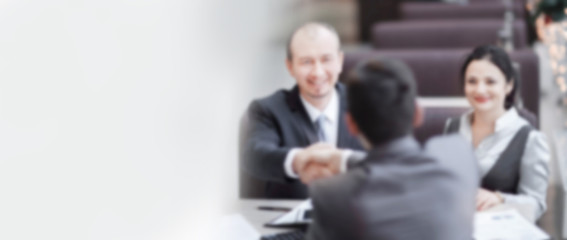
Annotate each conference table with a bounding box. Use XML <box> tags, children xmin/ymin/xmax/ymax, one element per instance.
<box><xmin>230</xmin><ymin>199</ymin><xmax>303</xmax><ymax>235</ymax></box>
<box><xmin>229</xmin><ymin>199</ymin><xmax>537</xmax><ymax>236</ymax></box>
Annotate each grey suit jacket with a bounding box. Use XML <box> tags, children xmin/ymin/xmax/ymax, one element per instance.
<box><xmin>306</xmin><ymin>135</ymin><xmax>479</xmax><ymax>240</ymax></box>
<box><xmin>241</xmin><ymin>83</ymin><xmax>364</xmax><ymax>199</ymax></box>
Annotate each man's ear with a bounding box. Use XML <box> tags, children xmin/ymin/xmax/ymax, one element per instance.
<box><xmin>413</xmin><ymin>101</ymin><xmax>424</xmax><ymax>128</ymax></box>
<box><xmin>345</xmin><ymin>112</ymin><xmax>360</xmax><ymax>136</ymax></box>
<box><xmin>337</xmin><ymin>50</ymin><xmax>344</xmax><ymax>73</ymax></box>
<box><xmin>286</xmin><ymin>58</ymin><xmax>294</xmax><ymax>76</ymax></box>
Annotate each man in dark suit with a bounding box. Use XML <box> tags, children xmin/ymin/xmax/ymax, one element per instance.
<box><xmin>241</xmin><ymin>22</ymin><xmax>364</xmax><ymax>199</ymax></box>
<box><xmin>306</xmin><ymin>59</ymin><xmax>479</xmax><ymax>239</ymax></box>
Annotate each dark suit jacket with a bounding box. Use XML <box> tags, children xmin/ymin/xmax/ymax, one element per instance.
<box><xmin>241</xmin><ymin>83</ymin><xmax>364</xmax><ymax>199</ymax></box>
<box><xmin>306</xmin><ymin>135</ymin><xmax>479</xmax><ymax>240</ymax></box>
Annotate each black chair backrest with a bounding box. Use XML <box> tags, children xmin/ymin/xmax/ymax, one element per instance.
<box><xmin>371</xmin><ymin>20</ymin><xmax>528</xmax><ymax>50</ymax></box>
<box><xmin>414</xmin><ymin>99</ymin><xmax>469</xmax><ymax>144</ymax></box>
<box><xmin>401</xmin><ymin>2</ymin><xmax>524</xmax><ymax>20</ymax></box>
<box><xmin>238</xmin><ymin>113</ymin><xmax>268</xmax><ymax>199</ymax></box>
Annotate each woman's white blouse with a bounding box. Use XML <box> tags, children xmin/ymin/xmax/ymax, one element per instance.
<box><xmin>451</xmin><ymin>108</ymin><xmax>550</xmax><ymax>219</ymax></box>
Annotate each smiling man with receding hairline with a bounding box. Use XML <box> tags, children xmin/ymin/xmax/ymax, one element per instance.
<box><xmin>241</xmin><ymin>22</ymin><xmax>364</xmax><ymax>199</ymax></box>
<box><xmin>286</xmin><ymin>23</ymin><xmax>342</xmax><ymax>109</ymax></box>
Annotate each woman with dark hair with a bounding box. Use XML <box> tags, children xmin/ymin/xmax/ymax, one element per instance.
<box><xmin>444</xmin><ymin>45</ymin><xmax>550</xmax><ymax>219</ymax></box>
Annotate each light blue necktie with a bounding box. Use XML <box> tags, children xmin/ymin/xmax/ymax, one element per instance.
<box><xmin>314</xmin><ymin>116</ymin><xmax>327</xmax><ymax>143</ymax></box>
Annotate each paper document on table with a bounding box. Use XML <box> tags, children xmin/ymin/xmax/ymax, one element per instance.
<box><xmin>474</xmin><ymin>209</ymin><xmax>549</xmax><ymax>240</ymax></box>
<box><xmin>214</xmin><ymin>214</ymin><xmax>260</xmax><ymax>240</ymax></box>
<box><xmin>268</xmin><ymin>199</ymin><xmax>312</xmax><ymax>226</ymax></box>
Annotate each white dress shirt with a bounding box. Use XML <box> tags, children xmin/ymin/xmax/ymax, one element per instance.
<box><xmin>300</xmin><ymin>90</ymin><xmax>340</xmax><ymax>146</ymax></box>
<box><xmin>283</xmin><ymin>90</ymin><xmax>352</xmax><ymax>178</ymax></box>
<box><xmin>453</xmin><ymin>108</ymin><xmax>550</xmax><ymax>219</ymax></box>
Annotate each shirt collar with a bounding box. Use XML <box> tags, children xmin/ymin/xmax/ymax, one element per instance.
<box><xmin>461</xmin><ymin>107</ymin><xmax>522</xmax><ymax>138</ymax></box>
<box><xmin>365</xmin><ymin>135</ymin><xmax>421</xmax><ymax>162</ymax></box>
<box><xmin>494</xmin><ymin>107</ymin><xmax>520</xmax><ymax>132</ymax></box>
<box><xmin>299</xmin><ymin>89</ymin><xmax>339</xmax><ymax>124</ymax></box>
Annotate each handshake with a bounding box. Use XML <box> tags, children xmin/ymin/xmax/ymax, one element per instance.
<box><xmin>292</xmin><ymin>143</ymin><xmax>344</xmax><ymax>184</ymax></box>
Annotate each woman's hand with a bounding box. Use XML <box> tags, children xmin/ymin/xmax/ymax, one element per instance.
<box><xmin>476</xmin><ymin>188</ymin><xmax>504</xmax><ymax>211</ymax></box>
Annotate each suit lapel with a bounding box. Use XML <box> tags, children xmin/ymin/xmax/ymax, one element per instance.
<box><xmin>336</xmin><ymin>83</ymin><xmax>351</xmax><ymax>148</ymax></box>
<box><xmin>287</xmin><ymin>86</ymin><xmax>318</xmax><ymax>145</ymax></box>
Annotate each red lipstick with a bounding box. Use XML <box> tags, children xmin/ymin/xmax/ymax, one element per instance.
<box><xmin>474</xmin><ymin>97</ymin><xmax>488</xmax><ymax>103</ymax></box>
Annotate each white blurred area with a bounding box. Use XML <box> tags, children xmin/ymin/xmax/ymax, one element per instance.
<box><xmin>0</xmin><ymin>0</ymin><xmax>285</xmax><ymax>239</ymax></box>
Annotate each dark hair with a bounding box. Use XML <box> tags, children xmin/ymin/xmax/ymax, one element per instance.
<box><xmin>346</xmin><ymin>58</ymin><xmax>416</xmax><ymax>146</ymax></box>
<box><xmin>460</xmin><ymin>45</ymin><xmax>517</xmax><ymax>109</ymax></box>
<box><xmin>286</xmin><ymin>22</ymin><xmax>340</xmax><ymax>61</ymax></box>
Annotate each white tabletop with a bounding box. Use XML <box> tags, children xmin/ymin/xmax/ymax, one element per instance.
<box><xmin>228</xmin><ymin>199</ymin><xmax>302</xmax><ymax>235</ymax></box>
<box><xmin>228</xmin><ymin>199</ymin><xmax>536</xmax><ymax>237</ymax></box>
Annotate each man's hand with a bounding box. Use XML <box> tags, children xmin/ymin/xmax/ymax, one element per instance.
<box><xmin>476</xmin><ymin>188</ymin><xmax>504</xmax><ymax>211</ymax></box>
<box><xmin>299</xmin><ymin>161</ymin><xmax>334</xmax><ymax>185</ymax></box>
<box><xmin>292</xmin><ymin>143</ymin><xmax>343</xmax><ymax>184</ymax></box>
